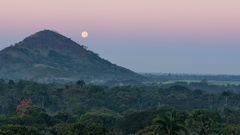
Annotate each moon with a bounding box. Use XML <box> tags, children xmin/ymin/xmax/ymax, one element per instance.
<box><xmin>81</xmin><ymin>31</ymin><xmax>89</xmax><ymax>38</ymax></box>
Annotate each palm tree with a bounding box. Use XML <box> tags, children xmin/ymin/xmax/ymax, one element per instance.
<box><xmin>153</xmin><ymin>110</ymin><xmax>188</xmax><ymax>135</ymax></box>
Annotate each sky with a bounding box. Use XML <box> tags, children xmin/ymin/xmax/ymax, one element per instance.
<box><xmin>0</xmin><ymin>0</ymin><xmax>240</xmax><ymax>74</ymax></box>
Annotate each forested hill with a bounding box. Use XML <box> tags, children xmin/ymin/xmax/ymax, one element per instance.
<box><xmin>0</xmin><ymin>30</ymin><xmax>145</xmax><ymax>84</ymax></box>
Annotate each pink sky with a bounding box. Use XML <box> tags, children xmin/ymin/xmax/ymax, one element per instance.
<box><xmin>1</xmin><ymin>0</ymin><xmax>240</xmax><ymax>74</ymax></box>
<box><xmin>1</xmin><ymin>0</ymin><xmax>240</xmax><ymax>41</ymax></box>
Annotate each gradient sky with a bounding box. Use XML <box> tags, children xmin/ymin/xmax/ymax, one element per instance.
<box><xmin>0</xmin><ymin>0</ymin><xmax>240</xmax><ymax>74</ymax></box>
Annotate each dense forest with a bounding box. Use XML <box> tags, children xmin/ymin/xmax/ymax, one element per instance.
<box><xmin>0</xmin><ymin>80</ymin><xmax>240</xmax><ymax>134</ymax></box>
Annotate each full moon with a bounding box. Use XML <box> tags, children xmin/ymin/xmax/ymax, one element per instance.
<box><xmin>81</xmin><ymin>31</ymin><xmax>89</xmax><ymax>38</ymax></box>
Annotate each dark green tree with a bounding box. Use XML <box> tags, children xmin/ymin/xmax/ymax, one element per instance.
<box><xmin>187</xmin><ymin>110</ymin><xmax>221</xmax><ymax>135</ymax></box>
<box><xmin>221</xmin><ymin>124</ymin><xmax>240</xmax><ymax>135</ymax></box>
<box><xmin>0</xmin><ymin>125</ymin><xmax>39</xmax><ymax>135</ymax></box>
<box><xmin>153</xmin><ymin>110</ymin><xmax>188</xmax><ymax>135</ymax></box>
<box><xmin>76</xmin><ymin>80</ymin><xmax>85</xmax><ymax>87</ymax></box>
<box><xmin>56</xmin><ymin>123</ymin><xmax>108</xmax><ymax>135</ymax></box>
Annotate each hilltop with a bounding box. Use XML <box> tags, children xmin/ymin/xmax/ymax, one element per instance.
<box><xmin>0</xmin><ymin>30</ymin><xmax>145</xmax><ymax>84</ymax></box>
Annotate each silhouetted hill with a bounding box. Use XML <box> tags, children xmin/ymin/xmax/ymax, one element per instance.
<box><xmin>0</xmin><ymin>30</ymin><xmax>145</xmax><ymax>84</ymax></box>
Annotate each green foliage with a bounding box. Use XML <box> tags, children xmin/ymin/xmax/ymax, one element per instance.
<box><xmin>0</xmin><ymin>125</ymin><xmax>39</xmax><ymax>135</ymax></box>
<box><xmin>118</xmin><ymin>110</ymin><xmax>162</xmax><ymax>134</ymax></box>
<box><xmin>222</xmin><ymin>108</ymin><xmax>240</xmax><ymax>124</ymax></box>
<box><xmin>1</xmin><ymin>80</ymin><xmax>240</xmax><ymax>115</ymax></box>
<box><xmin>53</xmin><ymin>112</ymin><xmax>74</xmax><ymax>123</ymax></box>
<box><xmin>79</xmin><ymin>108</ymin><xmax>120</xmax><ymax>130</ymax></box>
<box><xmin>186</xmin><ymin>110</ymin><xmax>221</xmax><ymax>135</ymax></box>
<box><xmin>56</xmin><ymin>123</ymin><xmax>108</xmax><ymax>135</ymax></box>
<box><xmin>221</xmin><ymin>125</ymin><xmax>240</xmax><ymax>135</ymax></box>
<box><xmin>153</xmin><ymin>110</ymin><xmax>188</xmax><ymax>135</ymax></box>
<box><xmin>20</xmin><ymin>105</ymin><xmax>54</xmax><ymax>126</ymax></box>
<box><xmin>0</xmin><ymin>80</ymin><xmax>239</xmax><ymax>134</ymax></box>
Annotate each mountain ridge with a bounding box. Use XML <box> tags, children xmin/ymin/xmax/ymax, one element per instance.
<box><xmin>0</xmin><ymin>30</ymin><xmax>145</xmax><ymax>84</ymax></box>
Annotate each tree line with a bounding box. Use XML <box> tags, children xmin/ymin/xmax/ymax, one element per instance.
<box><xmin>0</xmin><ymin>80</ymin><xmax>240</xmax><ymax>134</ymax></box>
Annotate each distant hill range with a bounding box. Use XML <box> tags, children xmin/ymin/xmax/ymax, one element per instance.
<box><xmin>142</xmin><ymin>73</ymin><xmax>240</xmax><ymax>82</ymax></box>
<box><xmin>0</xmin><ymin>30</ymin><xmax>145</xmax><ymax>84</ymax></box>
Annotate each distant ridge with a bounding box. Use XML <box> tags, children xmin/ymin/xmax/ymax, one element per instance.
<box><xmin>0</xmin><ymin>30</ymin><xmax>145</xmax><ymax>84</ymax></box>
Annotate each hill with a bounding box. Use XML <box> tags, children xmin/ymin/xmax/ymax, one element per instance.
<box><xmin>0</xmin><ymin>30</ymin><xmax>145</xmax><ymax>84</ymax></box>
